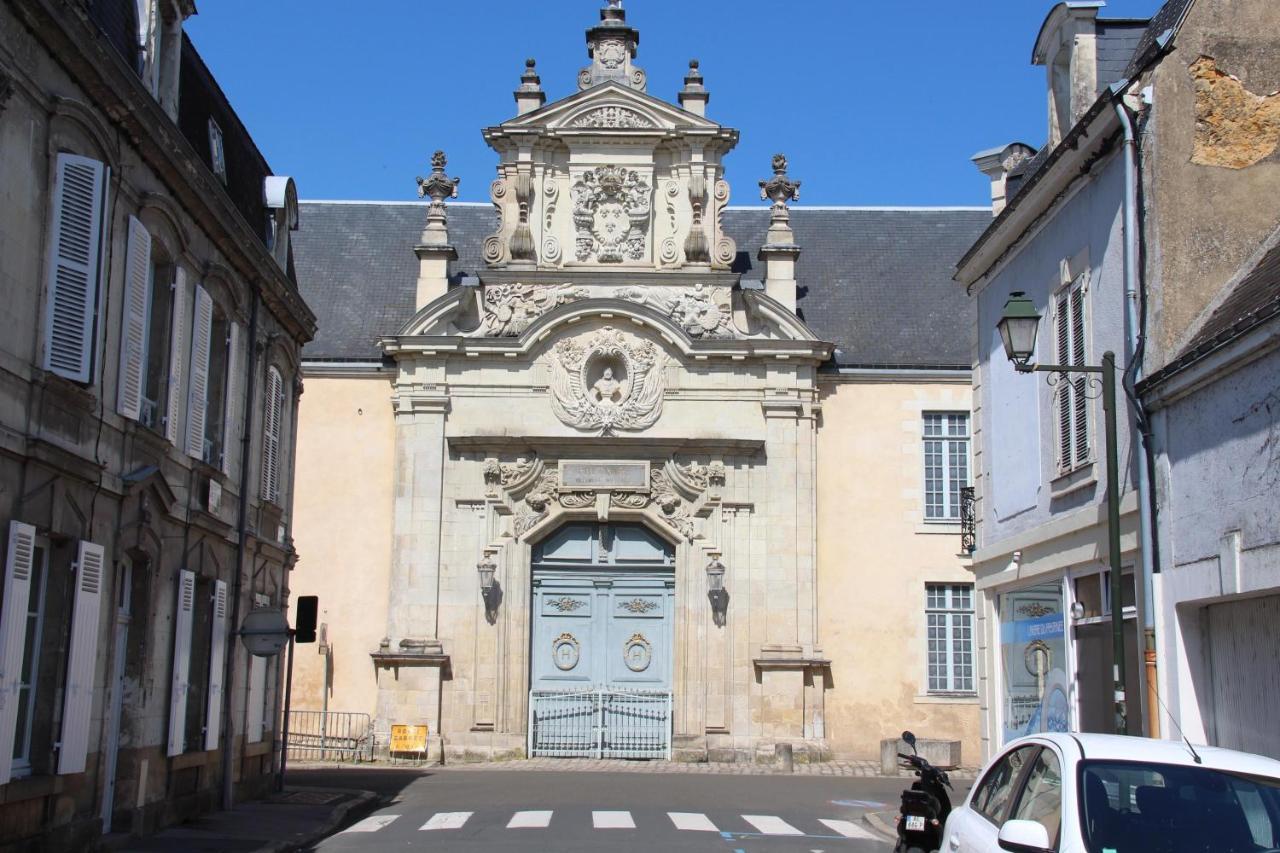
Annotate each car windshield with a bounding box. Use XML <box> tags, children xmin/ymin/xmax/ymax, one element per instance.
<box><xmin>1080</xmin><ymin>760</ymin><xmax>1280</xmax><ymax>853</ymax></box>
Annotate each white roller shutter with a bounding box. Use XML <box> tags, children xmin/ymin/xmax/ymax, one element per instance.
<box><xmin>57</xmin><ymin>541</ymin><xmax>104</xmax><ymax>775</ymax></box>
<box><xmin>43</xmin><ymin>154</ymin><xmax>108</xmax><ymax>383</ymax></box>
<box><xmin>164</xmin><ymin>268</ymin><xmax>188</xmax><ymax>445</ymax></box>
<box><xmin>203</xmin><ymin>580</ymin><xmax>228</xmax><ymax>751</ymax></box>
<box><xmin>0</xmin><ymin>522</ymin><xmax>37</xmax><ymax>784</ymax></box>
<box><xmin>222</xmin><ymin>322</ymin><xmax>242</xmax><ymax>478</ymax></box>
<box><xmin>185</xmin><ymin>285</ymin><xmax>213</xmax><ymax>460</ymax></box>
<box><xmin>116</xmin><ymin>216</ymin><xmax>152</xmax><ymax>420</ymax></box>
<box><xmin>167</xmin><ymin>570</ymin><xmax>195</xmax><ymax>756</ymax></box>
<box><xmin>245</xmin><ymin>593</ymin><xmax>269</xmax><ymax>743</ymax></box>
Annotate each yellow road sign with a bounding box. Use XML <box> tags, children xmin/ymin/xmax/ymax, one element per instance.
<box><xmin>390</xmin><ymin>724</ymin><xmax>428</xmax><ymax>753</ymax></box>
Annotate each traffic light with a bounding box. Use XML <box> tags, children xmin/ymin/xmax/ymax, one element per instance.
<box><xmin>295</xmin><ymin>595</ymin><xmax>318</xmax><ymax>644</ymax></box>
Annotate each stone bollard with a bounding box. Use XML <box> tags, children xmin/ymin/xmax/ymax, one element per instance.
<box><xmin>776</xmin><ymin>742</ymin><xmax>794</xmax><ymax>773</ymax></box>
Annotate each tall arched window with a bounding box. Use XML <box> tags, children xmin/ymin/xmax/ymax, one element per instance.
<box><xmin>261</xmin><ymin>367</ymin><xmax>284</xmax><ymax>504</ymax></box>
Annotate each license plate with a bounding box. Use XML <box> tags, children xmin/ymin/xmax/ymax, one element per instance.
<box><xmin>905</xmin><ymin>815</ymin><xmax>926</xmax><ymax>831</ymax></box>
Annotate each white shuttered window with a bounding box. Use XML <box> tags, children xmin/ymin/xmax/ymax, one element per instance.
<box><xmin>203</xmin><ymin>580</ymin><xmax>228</xmax><ymax>751</ymax></box>
<box><xmin>245</xmin><ymin>594</ymin><xmax>269</xmax><ymax>743</ymax></box>
<box><xmin>1055</xmin><ymin>277</ymin><xmax>1090</xmax><ymax>472</ymax></box>
<box><xmin>222</xmin><ymin>323</ymin><xmax>242</xmax><ymax>477</ymax></box>
<box><xmin>0</xmin><ymin>522</ymin><xmax>38</xmax><ymax>784</ymax></box>
<box><xmin>116</xmin><ymin>216</ymin><xmax>152</xmax><ymax>420</ymax></box>
<box><xmin>261</xmin><ymin>367</ymin><xmax>284</xmax><ymax>503</ymax></box>
<box><xmin>185</xmin><ymin>286</ymin><xmax>213</xmax><ymax>459</ymax></box>
<box><xmin>43</xmin><ymin>154</ymin><xmax>109</xmax><ymax>383</ymax></box>
<box><xmin>167</xmin><ymin>570</ymin><xmax>195</xmax><ymax>756</ymax></box>
<box><xmin>58</xmin><ymin>541</ymin><xmax>104</xmax><ymax>775</ymax></box>
<box><xmin>164</xmin><ymin>269</ymin><xmax>189</xmax><ymax>444</ymax></box>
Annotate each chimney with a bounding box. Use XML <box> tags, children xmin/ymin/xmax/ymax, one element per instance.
<box><xmin>514</xmin><ymin>59</ymin><xmax>545</xmax><ymax>116</ymax></box>
<box><xmin>414</xmin><ymin>151</ymin><xmax>460</xmax><ymax>309</ymax></box>
<box><xmin>971</xmin><ymin>143</ymin><xmax>1036</xmax><ymax>216</ymax></box>
<box><xmin>757</xmin><ymin>154</ymin><xmax>801</xmax><ymax>313</ymax></box>
<box><xmin>678</xmin><ymin>60</ymin><xmax>709</xmax><ymax>117</ymax></box>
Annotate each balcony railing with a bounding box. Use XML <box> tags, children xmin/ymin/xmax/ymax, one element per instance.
<box><xmin>960</xmin><ymin>486</ymin><xmax>976</xmax><ymax>555</ymax></box>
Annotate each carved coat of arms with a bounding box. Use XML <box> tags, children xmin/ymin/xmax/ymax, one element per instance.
<box><xmin>570</xmin><ymin>166</ymin><xmax>652</xmax><ymax>263</ymax></box>
<box><xmin>549</xmin><ymin>326</ymin><xmax>665</xmax><ymax>435</ymax></box>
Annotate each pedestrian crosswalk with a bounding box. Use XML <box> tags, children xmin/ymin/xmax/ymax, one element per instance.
<box><xmin>341</xmin><ymin>808</ymin><xmax>880</xmax><ymax>840</ymax></box>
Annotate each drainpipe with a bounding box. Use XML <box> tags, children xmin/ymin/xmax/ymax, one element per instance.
<box><xmin>221</xmin><ymin>293</ymin><xmax>260</xmax><ymax>809</ymax></box>
<box><xmin>1111</xmin><ymin>83</ymin><xmax>1160</xmax><ymax>739</ymax></box>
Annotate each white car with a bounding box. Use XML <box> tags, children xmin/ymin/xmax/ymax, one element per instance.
<box><xmin>941</xmin><ymin>732</ymin><xmax>1280</xmax><ymax>853</ymax></box>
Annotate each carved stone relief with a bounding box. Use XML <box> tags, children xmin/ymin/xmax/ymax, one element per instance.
<box><xmin>548</xmin><ymin>326</ymin><xmax>665</xmax><ymax>434</ymax></box>
<box><xmin>479</xmin><ymin>283</ymin><xmax>587</xmax><ymax>337</ymax></box>
<box><xmin>570</xmin><ymin>106</ymin><xmax>654</xmax><ymax>128</ymax></box>
<box><xmin>570</xmin><ymin>166</ymin><xmax>652</xmax><ymax>263</ymax></box>
<box><xmin>616</xmin><ymin>284</ymin><xmax>735</xmax><ymax>339</ymax></box>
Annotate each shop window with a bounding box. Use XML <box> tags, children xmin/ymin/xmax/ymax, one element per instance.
<box><xmin>923</xmin><ymin>413</ymin><xmax>969</xmax><ymax>521</ymax></box>
<box><xmin>999</xmin><ymin>584</ymin><xmax>1068</xmax><ymax>743</ymax></box>
<box><xmin>926</xmin><ymin>583</ymin><xmax>975</xmax><ymax>694</ymax></box>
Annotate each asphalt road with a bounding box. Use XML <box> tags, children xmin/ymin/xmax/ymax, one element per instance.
<box><xmin>292</xmin><ymin>766</ymin><xmax>927</xmax><ymax>852</ymax></box>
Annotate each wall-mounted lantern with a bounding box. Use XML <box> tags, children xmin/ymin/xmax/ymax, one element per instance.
<box><xmin>706</xmin><ymin>556</ymin><xmax>728</xmax><ymax>626</ymax></box>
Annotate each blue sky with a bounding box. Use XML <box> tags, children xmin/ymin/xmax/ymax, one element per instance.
<box><xmin>186</xmin><ymin>0</ymin><xmax>1159</xmax><ymax>207</ymax></box>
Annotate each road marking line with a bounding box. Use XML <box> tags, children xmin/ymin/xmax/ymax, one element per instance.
<box><xmin>420</xmin><ymin>811</ymin><xmax>473</xmax><ymax>830</ymax></box>
<box><xmin>592</xmin><ymin>810</ymin><xmax>635</xmax><ymax>828</ymax></box>
<box><xmin>507</xmin><ymin>810</ymin><xmax>553</xmax><ymax>828</ymax></box>
<box><xmin>819</xmin><ymin>818</ymin><xmax>877</xmax><ymax>839</ymax></box>
<box><xmin>742</xmin><ymin>815</ymin><xmax>804</xmax><ymax>836</ymax></box>
<box><xmin>669</xmin><ymin>812</ymin><xmax>719</xmax><ymax>831</ymax></box>
<box><xmin>341</xmin><ymin>814</ymin><xmax>400</xmax><ymax>833</ymax></box>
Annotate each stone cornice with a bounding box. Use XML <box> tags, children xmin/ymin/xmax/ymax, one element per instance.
<box><xmin>446</xmin><ymin>436</ymin><xmax>765</xmax><ymax>454</ymax></box>
<box><xmin>8</xmin><ymin>0</ymin><xmax>316</xmax><ymax>344</ymax></box>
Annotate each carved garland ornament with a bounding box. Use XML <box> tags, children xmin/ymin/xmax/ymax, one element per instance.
<box><xmin>571</xmin><ymin>166</ymin><xmax>651</xmax><ymax>263</ymax></box>
<box><xmin>623</xmin><ymin>633</ymin><xmax>652</xmax><ymax>672</ymax></box>
<box><xmin>549</xmin><ymin>326</ymin><xmax>665</xmax><ymax>435</ymax></box>
<box><xmin>547</xmin><ymin>597</ymin><xmax>587</xmax><ymax>612</ymax></box>
<box><xmin>618</xmin><ymin>598</ymin><xmax>658</xmax><ymax>614</ymax></box>
<box><xmin>552</xmin><ymin>633</ymin><xmax>581</xmax><ymax>671</ymax></box>
<box><xmin>571</xmin><ymin>106</ymin><xmax>654</xmax><ymax>128</ymax></box>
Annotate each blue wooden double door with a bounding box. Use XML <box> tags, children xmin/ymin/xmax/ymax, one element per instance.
<box><xmin>530</xmin><ymin>522</ymin><xmax>674</xmax><ymax>692</ymax></box>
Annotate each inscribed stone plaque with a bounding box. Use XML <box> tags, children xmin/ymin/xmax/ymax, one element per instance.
<box><xmin>560</xmin><ymin>460</ymin><xmax>649</xmax><ymax>491</ymax></box>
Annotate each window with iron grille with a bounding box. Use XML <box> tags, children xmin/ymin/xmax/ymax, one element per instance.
<box><xmin>923</xmin><ymin>413</ymin><xmax>970</xmax><ymax>521</ymax></box>
<box><xmin>927</xmin><ymin>583</ymin><xmax>975</xmax><ymax>694</ymax></box>
<box><xmin>1054</xmin><ymin>276</ymin><xmax>1090</xmax><ymax>472</ymax></box>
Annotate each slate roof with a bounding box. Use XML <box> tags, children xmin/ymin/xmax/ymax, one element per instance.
<box><xmin>293</xmin><ymin>202</ymin><xmax>991</xmax><ymax>369</ymax></box>
<box><xmin>1123</xmin><ymin>0</ymin><xmax>1195</xmax><ymax>78</ymax></box>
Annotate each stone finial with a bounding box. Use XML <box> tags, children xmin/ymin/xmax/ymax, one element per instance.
<box><xmin>514</xmin><ymin>57</ymin><xmax>546</xmax><ymax>115</ymax></box>
<box><xmin>759</xmin><ymin>153</ymin><xmax>801</xmax><ymax>213</ymax></box>
<box><xmin>678</xmin><ymin>59</ymin><xmax>709</xmax><ymax>117</ymax></box>
<box><xmin>579</xmin><ymin>0</ymin><xmax>646</xmax><ymax>92</ymax></box>
<box><xmin>414</xmin><ymin>150</ymin><xmax>460</xmax><ymax>309</ymax></box>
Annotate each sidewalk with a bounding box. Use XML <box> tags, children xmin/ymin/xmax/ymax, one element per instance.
<box><xmin>102</xmin><ymin>787</ymin><xmax>377</xmax><ymax>853</ymax></box>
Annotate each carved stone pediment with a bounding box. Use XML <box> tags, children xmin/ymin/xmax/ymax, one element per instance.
<box><xmin>548</xmin><ymin>326</ymin><xmax>665</xmax><ymax>435</ymax></box>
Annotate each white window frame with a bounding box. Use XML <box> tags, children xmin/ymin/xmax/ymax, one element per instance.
<box><xmin>923</xmin><ymin>412</ymin><xmax>970</xmax><ymax>522</ymax></box>
<box><xmin>1053</xmin><ymin>272</ymin><xmax>1092</xmax><ymax>474</ymax></box>
<box><xmin>926</xmin><ymin>583</ymin><xmax>976</xmax><ymax>695</ymax></box>
<box><xmin>11</xmin><ymin>537</ymin><xmax>50</xmax><ymax>779</ymax></box>
<box><xmin>207</xmin><ymin>119</ymin><xmax>227</xmax><ymax>183</ymax></box>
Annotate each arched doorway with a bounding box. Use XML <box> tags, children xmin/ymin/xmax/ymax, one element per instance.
<box><xmin>528</xmin><ymin>522</ymin><xmax>674</xmax><ymax>758</ymax></box>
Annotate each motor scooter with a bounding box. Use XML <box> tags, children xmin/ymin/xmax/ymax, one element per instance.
<box><xmin>893</xmin><ymin>730</ymin><xmax>952</xmax><ymax>853</ymax></box>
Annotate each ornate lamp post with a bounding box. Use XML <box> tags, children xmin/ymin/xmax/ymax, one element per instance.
<box><xmin>997</xmin><ymin>291</ymin><xmax>1129</xmax><ymax>736</ymax></box>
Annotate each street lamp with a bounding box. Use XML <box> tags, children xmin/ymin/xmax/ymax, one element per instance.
<box><xmin>477</xmin><ymin>555</ymin><xmax>500</xmax><ymax>618</ymax></box>
<box><xmin>706</xmin><ymin>556</ymin><xmax>728</xmax><ymax>627</ymax></box>
<box><xmin>997</xmin><ymin>292</ymin><xmax>1130</xmax><ymax>736</ymax></box>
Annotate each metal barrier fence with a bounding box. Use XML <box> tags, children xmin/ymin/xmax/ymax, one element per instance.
<box><xmin>528</xmin><ymin>688</ymin><xmax>671</xmax><ymax>760</ymax></box>
<box><xmin>286</xmin><ymin>710</ymin><xmax>374</xmax><ymax>763</ymax></box>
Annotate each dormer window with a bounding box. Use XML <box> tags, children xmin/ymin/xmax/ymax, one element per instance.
<box><xmin>208</xmin><ymin>119</ymin><xmax>227</xmax><ymax>183</ymax></box>
<box><xmin>263</xmin><ymin>177</ymin><xmax>299</xmax><ymax>270</ymax></box>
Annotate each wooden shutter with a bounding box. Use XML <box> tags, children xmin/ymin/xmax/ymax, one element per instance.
<box><xmin>0</xmin><ymin>522</ymin><xmax>37</xmax><ymax>784</ymax></box>
<box><xmin>1070</xmin><ymin>285</ymin><xmax>1090</xmax><ymax>465</ymax></box>
<box><xmin>222</xmin><ymin>323</ymin><xmax>242</xmax><ymax>477</ymax></box>
<box><xmin>43</xmin><ymin>154</ymin><xmax>108</xmax><ymax>383</ymax></box>
<box><xmin>167</xmin><ymin>570</ymin><xmax>195</xmax><ymax>756</ymax></box>
<box><xmin>245</xmin><ymin>592</ymin><xmax>269</xmax><ymax>743</ymax></box>
<box><xmin>57</xmin><ymin>541</ymin><xmax>104</xmax><ymax>775</ymax></box>
<box><xmin>164</xmin><ymin>268</ymin><xmax>188</xmax><ymax>444</ymax></box>
<box><xmin>116</xmin><ymin>216</ymin><xmax>152</xmax><ymax>420</ymax></box>
<box><xmin>203</xmin><ymin>580</ymin><xmax>228</xmax><ymax>751</ymax></box>
<box><xmin>1055</xmin><ymin>291</ymin><xmax>1073</xmax><ymax>471</ymax></box>
<box><xmin>261</xmin><ymin>368</ymin><xmax>283</xmax><ymax>503</ymax></box>
<box><xmin>185</xmin><ymin>285</ymin><xmax>213</xmax><ymax>459</ymax></box>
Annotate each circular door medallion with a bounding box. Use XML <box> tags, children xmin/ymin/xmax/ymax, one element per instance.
<box><xmin>623</xmin><ymin>633</ymin><xmax>652</xmax><ymax>672</ymax></box>
<box><xmin>552</xmin><ymin>633</ymin><xmax>581</xmax><ymax>671</ymax></box>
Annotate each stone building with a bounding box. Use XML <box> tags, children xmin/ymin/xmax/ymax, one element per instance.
<box><xmin>289</xmin><ymin>2</ymin><xmax>987</xmax><ymax>763</ymax></box>
<box><xmin>0</xmin><ymin>0</ymin><xmax>314</xmax><ymax>847</ymax></box>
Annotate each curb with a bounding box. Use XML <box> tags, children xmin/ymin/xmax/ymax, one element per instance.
<box><xmin>862</xmin><ymin>810</ymin><xmax>898</xmax><ymax>841</ymax></box>
<box><xmin>251</xmin><ymin>787</ymin><xmax>381</xmax><ymax>853</ymax></box>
